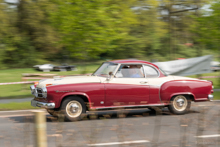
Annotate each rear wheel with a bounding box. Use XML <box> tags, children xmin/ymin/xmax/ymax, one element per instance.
<box><xmin>59</xmin><ymin>96</ymin><xmax>86</xmax><ymax>121</ymax></box>
<box><xmin>168</xmin><ymin>95</ymin><xmax>191</xmax><ymax>115</ymax></box>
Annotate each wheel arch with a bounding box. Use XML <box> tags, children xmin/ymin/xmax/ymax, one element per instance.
<box><xmin>60</xmin><ymin>93</ymin><xmax>91</xmax><ymax>111</ymax></box>
<box><xmin>170</xmin><ymin>93</ymin><xmax>195</xmax><ymax>102</ymax></box>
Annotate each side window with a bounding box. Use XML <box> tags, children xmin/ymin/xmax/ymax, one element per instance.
<box><xmin>115</xmin><ymin>64</ymin><xmax>144</xmax><ymax>78</ymax></box>
<box><xmin>143</xmin><ymin>65</ymin><xmax>159</xmax><ymax>78</ymax></box>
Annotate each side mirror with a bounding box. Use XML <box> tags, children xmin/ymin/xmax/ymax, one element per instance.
<box><xmin>109</xmin><ymin>72</ymin><xmax>113</xmax><ymax>76</ymax></box>
<box><xmin>107</xmin><ymin>72</ymin><xmax>114</xmax><ymax>81</ymax></box>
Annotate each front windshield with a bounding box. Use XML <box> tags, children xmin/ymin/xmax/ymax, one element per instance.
<box><xmin>93</xmin><ymin>62</ymin><xmax>118</xmax><ymax>77</ymax></box>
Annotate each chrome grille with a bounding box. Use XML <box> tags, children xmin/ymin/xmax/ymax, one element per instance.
<box><xmin>30</xmin><ymin>85</ymin><xmax>47</xmax><ymax>98</ymax></box>
<box><xmin>37</xmin><ymin>88</ymin><xmax>42</xmax><ymax>94</ymax></box>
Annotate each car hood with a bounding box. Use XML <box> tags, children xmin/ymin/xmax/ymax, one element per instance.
<box><xmin>36</xmin><ymin>76</ymin><xmax>102</xmax><ymax>88</ymax></box>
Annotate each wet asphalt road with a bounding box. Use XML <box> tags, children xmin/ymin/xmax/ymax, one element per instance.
<box><xmin>0</xmin><ymin>101</ymin><xmax>220</xmax><ymax>147</ymax></box>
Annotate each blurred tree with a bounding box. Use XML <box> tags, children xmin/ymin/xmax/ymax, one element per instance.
<box><xmin>49</xmin><ymin>0</ymin><xmax>139</xmax><ymax>60</ymax></box>
<box><xmin>0</xmin><ymin>0</ymin><xmax>217</xmax><ymax>69</ymax></box>
<box><xmin>158</xmin><ymin>0</ymin><xmax>209</xmax><ymax>60</ymax></box>
<box><xmin>16</xmin><ymin>0</ymin><xmax>62</xmax><ymax>57</ymax></box>
<box><xmin>191</xmin><ymin>0</ymin><xmax>220</xmax><ymax>51</ymax></box>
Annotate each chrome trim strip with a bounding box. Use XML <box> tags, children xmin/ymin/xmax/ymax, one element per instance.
<box><xmin>113</xmin><ymin>63</ymin><xmax>121</xmax><ymax>76</ymax></box>
<box><xmin>30</xmin><ymin>85</ymin><xmax>35</xmax><ymax>95</ymax></box>
<box><xmin>142</xmin><ymin>64</ymin><xmax>160</xmax><ymax>78</ymax></box>
<box><xmin>196</xmin><ymin>98</ymin><xmax>209</xmax><ymax>101</ymax></box>
<box><xmin>31</xmin><ymin>99</ymin><xmax>55</xmax><ymax>109</ymax></box>
<box><xmin>93</xmin><ymin>103</ymin><xmax>166</xmax><ymax>110</ymax></box>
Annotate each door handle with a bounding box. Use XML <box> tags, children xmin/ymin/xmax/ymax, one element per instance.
<box><xmin>140</xmin><ymin>81</ymin><xmax>148</xmax><ymax>84</ymax></box>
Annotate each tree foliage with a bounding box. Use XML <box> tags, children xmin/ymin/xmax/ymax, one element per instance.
<box><xmin>0</xmin><ymin>0</ymin><xmax>217</xmax><ymax>68</ymax></box>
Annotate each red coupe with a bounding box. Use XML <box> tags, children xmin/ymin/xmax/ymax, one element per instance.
<box><xmin>30</xmin><ymin>59</ymin><xmax>213</xmax><ymax>121</ymax></box>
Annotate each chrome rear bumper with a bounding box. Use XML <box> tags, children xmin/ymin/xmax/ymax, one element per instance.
<box><xmin>208</xmin><ymin>94</ymin><xmax>214</xmax><ymax>101</ymax></box>
<box><xmin>31</xmin><ymin>99</ymin><xmax>55</xmax><ymax>109</ymax></box>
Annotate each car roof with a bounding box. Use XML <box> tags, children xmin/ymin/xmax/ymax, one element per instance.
<box><xmin>108</xmin><ymin>59</ymin><xmax>159</xmax><ymax>69</ymax></box>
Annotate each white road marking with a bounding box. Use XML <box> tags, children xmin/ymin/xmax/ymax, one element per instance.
<box><xmin>87</xmin><ymin>140</ymin><xmax>150</xmax><ymax>146</ymax></box>
<box><xmin>195</xmin><ymin>134</ymin><xmax>220</xmax><ymax>138</ymax></box>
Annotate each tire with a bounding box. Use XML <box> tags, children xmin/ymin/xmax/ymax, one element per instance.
<box><xmin>59</xmin><ymin>96</ymin><xmax>86</xmax><ymax>121</ymax></box>
<box><xmin>168</xmin><ymin>95</ymin><xmax>191</xmax><ymax>115</ymax></box>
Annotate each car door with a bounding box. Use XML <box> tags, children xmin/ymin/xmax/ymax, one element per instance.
<box><xmin>104</xmin><ymin>64</ymin><xmax>150</xmax><ymax>107</ymax></box>
<box><xmin>143</xmin><ymin>65</ymin><xmax>168</xmax><ymax>104</ymax></box>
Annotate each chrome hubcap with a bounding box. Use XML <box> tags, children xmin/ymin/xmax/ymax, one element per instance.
<box><xmin>66</xmin><ymin>101</ymin><xmax>82</xmax><ymax>118</ymax></box>
<box><xmin>176</xmin><ymin>99</ymin><xmax>184</xmax><ymax>107</ymax></box>
<box><xmin>173</xmin><ymin>96</ymin><xmax>187</xmax><ymax>111</ymax></box>
<box><xmin>70</xmin><ymin>103</ymin><xmax>79</xmax><ymax>113</ymax></box>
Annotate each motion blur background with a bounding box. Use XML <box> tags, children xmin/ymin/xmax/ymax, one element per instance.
<box><xmin>0</xmin><ymin>0</ymin><xmax>220</xmax><ymax>104</ymax></box>
<box><xmin>0</xmin><ymin>1</ymin><xmax>220</xmax><ymax>147</ymax></box>
<box><xmin>0</xmin><ymin>0</ymin><xmax>219</xmax><ymax>67</ymax></box>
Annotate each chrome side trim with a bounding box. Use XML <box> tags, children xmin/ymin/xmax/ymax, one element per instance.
<box><xmin>208</xmin><ymin>94</ymin><xmax>214</xmax><ymax>101</ymax></box>
<box><xmin>93</xmin><ymin>103</ymin><xmax>166</xmax><ymax>110</ymax></box>
<box><xmin>31</xmin><ymin>99</ymin><xmax>55</xmax><ymax>109</ymax></box>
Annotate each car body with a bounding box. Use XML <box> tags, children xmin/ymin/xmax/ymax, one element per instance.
<box><xmin>33</xmin><ymin>64</ymin><xmax>54</xmax><ymax>72</ymax></box>
<box><xmin>30</xmin><ymin>59</ymin><xmax>213</xmax><ymax>121</ymax></box>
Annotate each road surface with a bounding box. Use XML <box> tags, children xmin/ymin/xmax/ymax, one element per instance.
<box><xmin>0</xmin><ymin>101</ymin><xmax>219</xmax><ymax>147</ymax></box>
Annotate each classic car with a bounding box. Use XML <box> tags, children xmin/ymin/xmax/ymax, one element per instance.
<box><xmin>30</xmin><ymin>59</ymin><xmax>213</xmax><ymax>121</ymax></box>
<box><xmin>53</xmin><ymin>64</ymin><xmax>76</xmax><ymax>71</ymax></box>
<box><xmin>33</xmin><ymin>64</ymin><xmax>54</xmax><ymax>72</ymax></box>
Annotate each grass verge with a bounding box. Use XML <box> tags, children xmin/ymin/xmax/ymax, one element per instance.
<box><xmin>0</xmin><ymin>102</ymin><xmax>40</xmax><ymax>111</ymax></box>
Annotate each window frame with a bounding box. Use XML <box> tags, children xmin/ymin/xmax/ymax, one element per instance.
<box><xmin>115</xmin><ymin>63</ymin><xmax>145</xmax><ymax>78</ymax></box>
<box><xmin>142</xmin><ymin>64</ymin><xmax>160</xmax><ymax>78</ymax></box>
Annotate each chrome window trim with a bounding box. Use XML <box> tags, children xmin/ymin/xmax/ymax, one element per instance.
<box><xmin>142</xmin><ymin>64</ymin><xmax>160</xmax><ymax>78</ymax></box>
<box><xmin>114</xmin><ymin>63</ymin><xmax>146</xmax><ymax>78</ymax></box>
<box><xmin>113</xmin><ymin>63</ymin><xmax>121</xmax><ymax>76</ymax></box>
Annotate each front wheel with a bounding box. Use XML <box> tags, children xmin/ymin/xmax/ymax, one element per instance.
<box><xmin>59</xmin><ymin>97</ymin><xmax>86</xmax><ymax>121</ymax></box>
<box><xmin>168</xmin><ymin>95</ymin><xmax>191</xmax><ymax>115</ymax></box>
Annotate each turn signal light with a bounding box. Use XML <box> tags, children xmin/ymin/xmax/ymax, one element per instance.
<box><xmin>34</xmin><ymin>82</ymin><xmax>39</xmax><ymax>85</ymax></box>
<box><xmin>46</xmin><ymin>84</ymin><xmax>52</xmax><ymax>87</ymax></box>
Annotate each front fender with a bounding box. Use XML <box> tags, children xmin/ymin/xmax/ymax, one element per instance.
<box><xmin>59</xmin><ymin>92</ymin><xmax>92</xmax><ymax>108</ymax></box>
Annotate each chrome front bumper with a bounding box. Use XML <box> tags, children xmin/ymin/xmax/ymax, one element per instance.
<box><xmin>31</xmin><ymin>99</ymin><xmax>55</xmax><ymax>109</ymax></box>
<box><xmin>208</xmin><ymin>94</ymin><xmax>214</xmax><ymax>101</ymax></box>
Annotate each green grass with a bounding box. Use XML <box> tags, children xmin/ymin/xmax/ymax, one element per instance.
<box><xmin>213</xmin><ymin>91</ymin><xmax>220</xmax><ymax>100</ymax></box>
<box><xmin>0</xmin><ymin>63</ymin><xmax>100</xmax><ymax>98</ymax></box>
<box><xmin>188</xmin><ymin>71</ymin><xmax>220</xmax><ymax>89</ymax></box>
<box><xmin>0</xmin><ymin>102</ymin><xmax>41</xmax><ymax>111</ymax></box>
